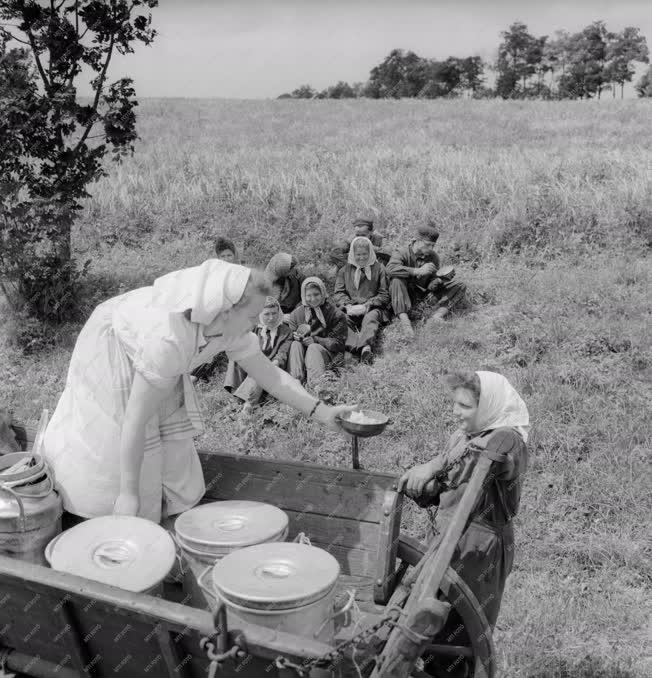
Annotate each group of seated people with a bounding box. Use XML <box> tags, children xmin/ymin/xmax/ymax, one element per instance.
<box><xmin>212</xmin><ymin>218</ymin><xmax>466</xmax><ymax>416</ymax></box>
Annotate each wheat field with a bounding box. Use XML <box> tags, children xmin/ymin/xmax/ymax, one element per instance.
<box><xmin>1</xmin><ymin>99</ymin><xmax>651</xmax><ymax>677</ymax></box>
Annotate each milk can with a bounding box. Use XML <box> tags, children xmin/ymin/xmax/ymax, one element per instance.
<box><xmin>45</xmin><ymin>515</ymin><xmax>177</xmax><ymax>594</ymax></box>
<box><xmin>0</xmin><ymin>453</ymin><xmax>62</xmax><ymax>565</ymax></box>
<box><xmin>174</xmin><ymin>500</ymin><xmax>289</xmax><ymax>563</ymax></box>
<box><xmin>205</xmin><ymin>542</ymin><xmax>351</xmax><ymax>645</ymax></box>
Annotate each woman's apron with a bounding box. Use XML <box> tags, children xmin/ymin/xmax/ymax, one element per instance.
<box><xmin>43</xmin><ymin>297</ymin><xmax>205</xmax><ymax>523</ymax></box>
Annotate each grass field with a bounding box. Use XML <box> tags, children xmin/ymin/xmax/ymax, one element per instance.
<box><xmin>1</xmin><ymin>99</ymin><xmax>651</xmax><ymax>677</ymax></box>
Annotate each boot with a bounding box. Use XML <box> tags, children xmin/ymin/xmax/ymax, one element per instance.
<box><xmin>360</xmin><ymin>345</ymin><xmax>373</xmax><ymax>364</ymax></box>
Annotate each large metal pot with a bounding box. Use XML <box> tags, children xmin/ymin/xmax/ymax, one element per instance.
<box><xmin>207</xmin><ymin>542</ymin><xmax>350</xmax><ymax>644</ymax></box>
<box><xmin>0</xmin><ymin>458</ymin><xmax>62</xmax><ymax>565</ymax></box>
<box><xmin>174</xmin><ymin>500</ymin><xmax>289</xmax><ymax>564</ymax></box>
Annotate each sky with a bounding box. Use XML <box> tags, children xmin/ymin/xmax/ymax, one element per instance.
<box><xmin>76</xmin><ymin>0</ymin><xmax>652</xmax><ymax>99</ymax></box>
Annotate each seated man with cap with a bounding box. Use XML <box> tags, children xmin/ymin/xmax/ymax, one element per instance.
<box><xmin>386</xmin><ymin>223</ymin><xmax>466</xmax><ymax>336</ymax></box>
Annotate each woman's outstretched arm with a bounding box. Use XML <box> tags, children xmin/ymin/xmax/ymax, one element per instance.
<box><xmin>237</xmin><ymin>351</ymin><xmax>355</xmax><ymax>430</ymax></box>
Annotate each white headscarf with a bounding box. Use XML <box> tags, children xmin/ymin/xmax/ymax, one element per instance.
<box><xmin>151</xmin><ymin>259</ymin><xmax>251</xmax><ymax>326</ymax></box>
<box><xmin>347</xmin><ymin>236</ymin><xmax>377</xmax><ymax>289</ymax></box>
<box><xmin>473</xmin><ymin>371</ymin><xmax>530</xmax><ymax>442</ymax></box>
<box><xmin>301</xmin><ymin>276</ymin><xmax>328</xmax><ymax>327</ymax></box>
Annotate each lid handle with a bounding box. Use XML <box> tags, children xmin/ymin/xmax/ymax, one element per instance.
<box><xmin>260</xmin><ymin>563</ymin><xmax>293</xmax><ymax>579</ymax></box>
<box><xmin>93</xmin><ymin>543</ymin><xmax>134</xmax><ymax>568</ymax></box>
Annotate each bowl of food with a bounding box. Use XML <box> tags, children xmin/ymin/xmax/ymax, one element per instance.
<box><xmin>337</xmin><ymin>410</ymin><xmax>390</xmax><ymax>438</ymax></box>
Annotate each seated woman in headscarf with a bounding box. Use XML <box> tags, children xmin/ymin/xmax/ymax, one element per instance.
<box><xmin>398</xmin><ymin>370</ymin><xmax>529</xmax><ymax>678</ymax></box>
<box><xmin>265</xmin><ymin>252</ymin><xmax>304</xmax><ymax>320</ymax></box>
<box><xmin>43</xmin><ymin>260</ymin><xmax>355</xmax><ymax>528</ymax></box>
<box><xmin>333</xmin><ymin>236</ymin><xmax>390</xmax><ymax>363</ymax></box>
<box><xmin>287</xmin><ymin>277</ymin><xmax>347</xmax><ymax>390</ymax></box>
<box><xmin>224</xmin><ymin>297</ymin><xmax>292</xmax><ymax>413</ymax></box>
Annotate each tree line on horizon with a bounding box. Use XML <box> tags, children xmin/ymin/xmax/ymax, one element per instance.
<box><xmin>279</xmin><ymin>21</ymin><xmax>651</xmax><ymax>100</ymax></box>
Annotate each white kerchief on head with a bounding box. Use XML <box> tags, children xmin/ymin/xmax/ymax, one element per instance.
<box><xmin>473</xmin><ymin>371</ymin><xmax>530</xmax><ymax>442</ymax></box>
<box><xmin>301</xmin><ymin>276</ymin><xmax>327</xmax><ymax>327</ymax></box>
<box><xmin>151</xmin><ymin>259</ymin><xmax>251</xmax><ymax>326</ymax></box>
<box><xmin>348</xmin><ymin>236</ymin><xmax>376</xmax><ymax>289</ymax></box>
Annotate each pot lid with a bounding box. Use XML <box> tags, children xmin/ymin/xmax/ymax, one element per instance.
<box><xmin>212</xmin><ymin>542</ymin><xmax>340</xmax><ymax>610</ymax></box>
<box><xmin>49</xmin><ymin>516</ymin><xmax>176</xmax><ymax>592</ymax></box>
<box><xmin>175</xmin><ymin>501</ymin><xmax>289</xmax><ymax>550</ymax></box>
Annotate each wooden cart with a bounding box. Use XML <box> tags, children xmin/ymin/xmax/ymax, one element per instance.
<box><xmin>0</xmin><ymin>423</ymin><xmax>497</xmax><ymax>678</ymax></box>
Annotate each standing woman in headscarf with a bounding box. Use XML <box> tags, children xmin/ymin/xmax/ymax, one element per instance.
<box><xmin>287</xmin><ymin>277</ymin><xmax>347</xmax><ymax>390</ymax></box>
<box><xmin>43</xmin><ymin>260</ymin><xmax>355</xmax><ymax>527</ymax></box>
<box><xmin>333</xmin><ymin>236</ymin><xmax>390</xmax><ymax>363</ymax></box>
<box><xmin>398</xmin><ymin>370</ymin><xmax>529</xmax><ymax>677</ymax></box>
<box><xmin>265</xmin><ymin>252</ymin><xmax>304</xmax><ymax>320</ymax></box>
<box><xmin>224</xmin><ymin>296</ymin><xmax>293</xmax><ymax>413</ymax></box>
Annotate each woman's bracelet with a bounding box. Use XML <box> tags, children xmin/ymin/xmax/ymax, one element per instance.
<box><xmin>308</xmin><ymin>400</ymin><xmax>322</xmax><ymax>418</ymax></box>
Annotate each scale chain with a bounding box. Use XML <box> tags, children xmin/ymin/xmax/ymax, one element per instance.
<box><xmin>274</xmin><ymin>607</ymin><xmax>402</xmax><ymax>675</ymax></box>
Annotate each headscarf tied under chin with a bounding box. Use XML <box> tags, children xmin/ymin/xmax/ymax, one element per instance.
<box><xmin>150</xmin><ymin>259</ymin><xmax>251</xmax><ymax>325</ymax></box>
<box><xmin>472</xmin><ymin>371</ymin><xmax>530</xmax><ymax>442</ymax></box>
<box><xmin>259</xmin><ymin>297</ymin><xmax>283</xmax><ymax>331</ymax></box>
<box><xmin>348</xmin><ymin>236</ymin><xmax>377</xmax><ymax>289</ymax></box>
<box><xmin>301</xmin><ymin>276</ymin><xmax>328</xmax><ymax>327</ymax></box>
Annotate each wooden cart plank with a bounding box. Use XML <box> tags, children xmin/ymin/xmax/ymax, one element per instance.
<box><xmin>199</xmin><ymin>450</ymin><xmax>396</xmax><ymax>523</ymax></box>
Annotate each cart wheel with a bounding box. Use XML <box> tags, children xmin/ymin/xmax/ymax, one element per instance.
<box><xmin>397</xmin><ymin>533</ymin><xmax>496</xmax><ymax>678</ymax></box>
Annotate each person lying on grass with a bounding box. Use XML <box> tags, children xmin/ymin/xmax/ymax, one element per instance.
<box><xmin>286</xmin><ymin>277</ymin><xmax>347</xmax><ymax>392</ymax></box>
<box><xmin>224</xmin><ymin>296</ymin><xmax>292</xmax><ymax>416</ymax></box>
<box><xmin>386</xmin><ymin>223</ymin><xmax>466</xmax><ymax>337</ymax></box>
<box><xmin>265</xmin><ymin>251</ymin><xmax>305</xmax><ymax>321</ymax></box>
<box><xmin>43</xmin><ymin>260</ymin><xmax>355</xmax><ymax>528</ymax></box>
<box><xmin>398</xmin><ymin>370</ymin><xmax>529</xmax><ymax>678</ymax></box>
<box><xmin>333</xmin><ymin>236</ymin><xmax>390</xmax><ymax>364</ymax></box>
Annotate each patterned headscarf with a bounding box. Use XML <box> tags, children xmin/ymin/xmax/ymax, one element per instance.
<box><xmin>347</xmin><ymin>236</ymin><xmax>377</xmax><ymax>289</ymax></box>
<box><xmin>301</xmin><ymin>277</ymin><xmax>328</xmax><ymax>327</ymax></box>
<box><xmin>258</xmin><ymin>297</ymin><xmax>283</xmax><ymax>331</ymax></box>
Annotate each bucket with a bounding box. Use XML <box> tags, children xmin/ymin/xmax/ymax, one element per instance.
<box><xmin>203</xmin><ymin>542</ymin><xmax>353</xmax><ymax>645</ymax></box>
<box><xmin>174</xmin><ymin>501</ymin><xmax>289</xmax><ymax>564</ymax></box>
<box><xmin>46</xmin><ymin>515</ymin><xmax>176</xmax><ymax>594</ymax></box>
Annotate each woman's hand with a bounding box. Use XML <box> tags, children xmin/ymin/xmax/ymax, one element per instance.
<box><xmin>302</xmin><ymin>336</ymin><xmax>315</xmax><ymax>346</ymax></box>
<box><xmin>312</xmin><ymin>403</ymin><xmax>358</xmax><ymax>433</ymax></box>
<box><xmin>397</xmin><ymin>461</ymin><xmax>439</xmax><ymax>498</ymax></box>
<box><xmin>113</xmin><ymin>492</ymin><xmax>140</xmax><ymax>517</ymax></box>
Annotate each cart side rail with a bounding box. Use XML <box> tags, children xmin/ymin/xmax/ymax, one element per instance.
<box><xmin>0</xmin><ymin>555</ymin><xmax>334</xmax><ymax>678</ymax></box>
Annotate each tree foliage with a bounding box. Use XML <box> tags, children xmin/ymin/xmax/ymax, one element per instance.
<box><xmin>279</xmin><ymin>20</ymin><xmax>648</xmax><ymax>102</ymax></box>
<box><xmin>0</xmin><ymin>0</ymin><xmax>158</xmax><ymax>322</ymax></box>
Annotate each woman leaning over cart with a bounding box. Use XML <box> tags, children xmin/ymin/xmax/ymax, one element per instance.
<box><xmin>398</xmin><ymin>370</ymin><xmax>529</xmax><ymax>676</ymax></box>
<box><xmin>43</xmin><ymin>259</ymin><xmax>355</xmax><ymax>527</ymax></box>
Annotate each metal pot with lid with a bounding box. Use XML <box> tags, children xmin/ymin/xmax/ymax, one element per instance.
<box><xmin>46</xmin><ymin>515</ymin><xmax>176</xmax><ymax>594</ymax></box>
<box><xmin>207</xmin><ymin>542</ymin><xmax>351</xmax><ymax>644</ymax></box>
<box><xmin>174</xmin><ymin>500</ymin><xmax>289</xmax><ymax>563</ymax></box>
